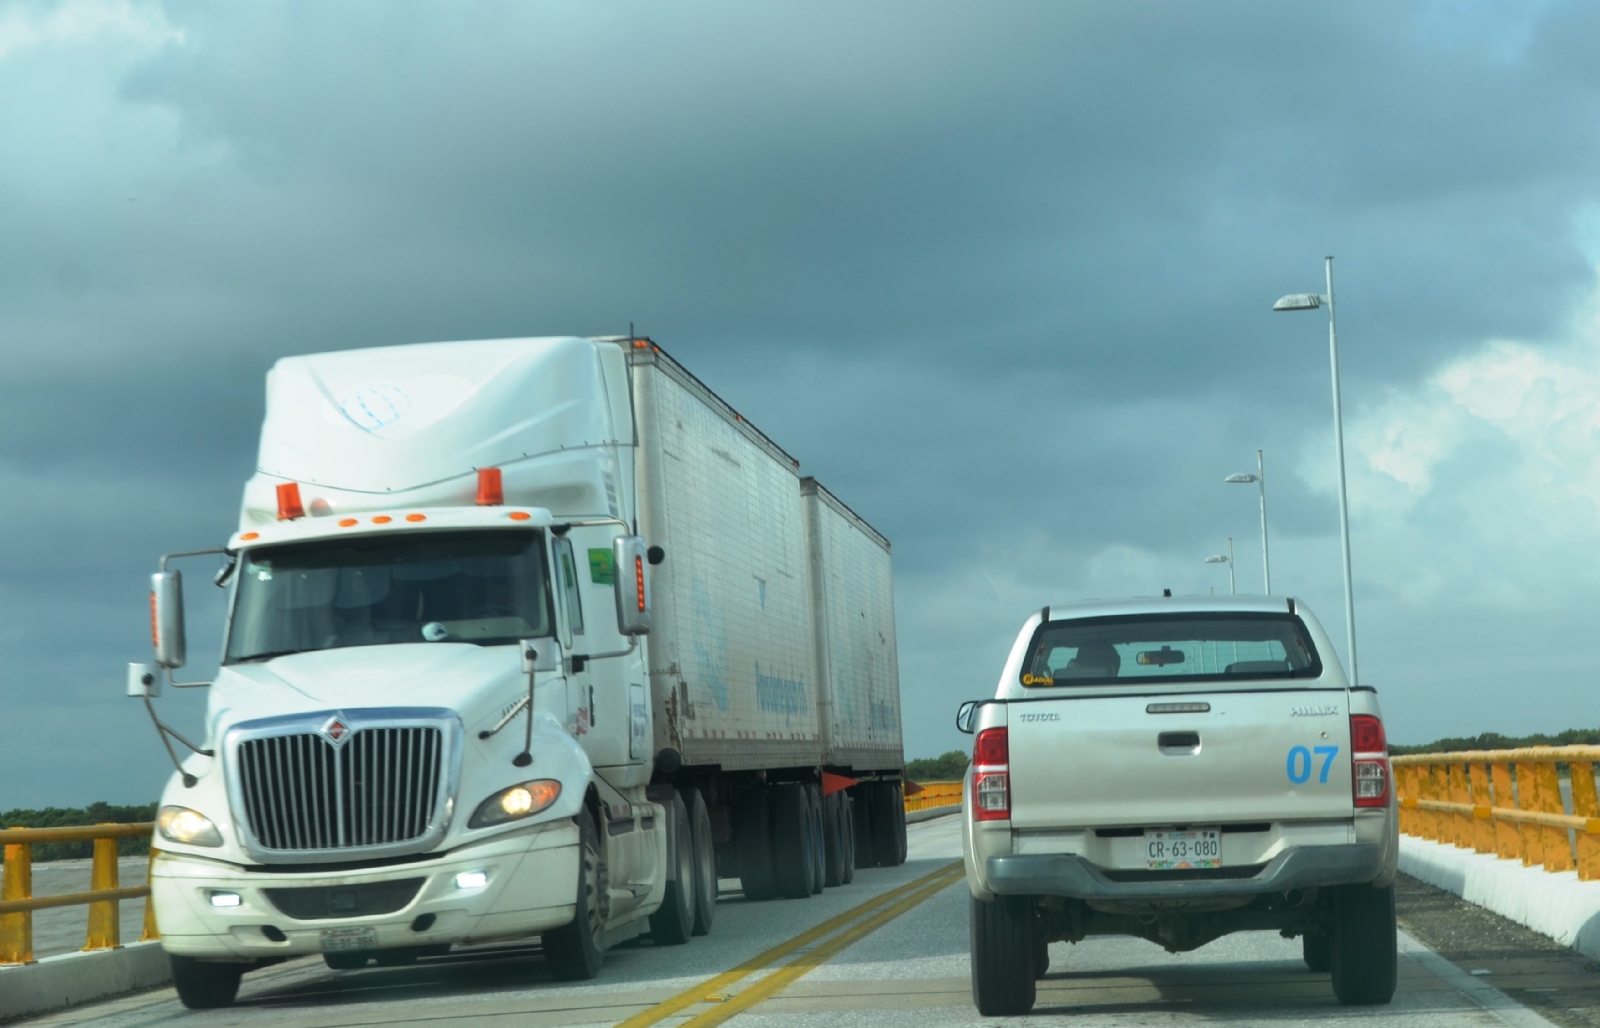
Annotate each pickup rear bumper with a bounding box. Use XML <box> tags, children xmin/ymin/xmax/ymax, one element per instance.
<box><xmin>986</xmin><ymin>843</ymin><xmax>1382</xmax><ymax>901</ymax></box>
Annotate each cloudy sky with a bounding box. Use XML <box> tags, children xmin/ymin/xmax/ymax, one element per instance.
<box><xmin>6</xmin><ymin>0</ymin><xmax>1600</xmax><ymax>806</ymax></box>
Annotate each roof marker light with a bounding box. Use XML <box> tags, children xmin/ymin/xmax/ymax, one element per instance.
<box><xmin>509</xmin><ymin>511</ymin><xmax>532</xmax><ymax>522</ymax></box>
<box><xmin>476</xmin><ymin>467</ymin><xmax>504</xmax><ymax>506</ymax></box>
<box><xmin>239</xmin><ymin>532</ymin><xmax>259</xmax><ymax>541</ymax></box>
<box><xmin>406</xmin><ymin>513</ymin><xmax>426</xmax><ymax>522</ymax></box>
<box><xmin>338</xmin><ymin>518</ymin><xmax>357</xmax><ymax>527</ymax></box>
<box><xmin>372</xmin><ymin>516</ymin><xmax>392</xmax><ymax>524</ymax></box>
<box><xmin>275</xmin><ymin>483</ymin><xmax>304</xmax><ymax>521</ymax></box>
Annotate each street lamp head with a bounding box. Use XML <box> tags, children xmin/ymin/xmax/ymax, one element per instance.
<box><xmin>1204</xmin><ymin>555</ymin><xmax>1229</xmax><ymax>564</ymax></box>
<box><xmin>1224</xmin><ymin>473</ymin><xmax>1257</xmax><ymax>483</ymax></box>
<box><xmin>1273</xmin><ymin>293</ymin><xmax>1326</xmax><ymax>311</ymax></box>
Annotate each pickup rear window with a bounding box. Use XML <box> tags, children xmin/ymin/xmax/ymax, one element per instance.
<box><xmin>1019</xmin><ymin>613</ymin><xmax>1321</xmax><ymax>687</ymax></box>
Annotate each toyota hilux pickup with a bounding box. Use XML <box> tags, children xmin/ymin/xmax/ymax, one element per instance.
<box><xmin>957</xmin><ymin>595</ymin><xmax>1397</xmax><ymax>1015</ymax></box>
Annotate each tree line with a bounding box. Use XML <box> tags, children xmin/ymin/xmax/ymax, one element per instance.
<box><xmin>1</xmin><ymin>802</ymin><xmax>158</xmax><ymax>861</ymax></box>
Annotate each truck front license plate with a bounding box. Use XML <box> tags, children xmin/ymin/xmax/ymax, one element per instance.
<box><xmin>320</xmin><ymin>927</ymin><xmax>378</xmax><ymax>953</ymax></box>
<box><xmin>1144</xmin><ymin>828</ymin><xmax>1222</xmax><ymax>870</ymax></box>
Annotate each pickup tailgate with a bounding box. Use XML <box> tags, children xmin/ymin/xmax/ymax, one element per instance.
<box><xmin>1007</xmin><ymin>689</ymin><xmax>1353</xmax><ymax>828</ymax></box>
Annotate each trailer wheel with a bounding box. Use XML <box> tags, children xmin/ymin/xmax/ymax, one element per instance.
<box><xmin>892</xmin><ymin>782</ymin><xmax>908</xmax><ymax>866</ymax></box>
<box><xmin>682</xmin><ymin>787</ymin><xmax>717</xmax><ymax>935</ymax></box>
<box><xmin>545</xmin><ymin>810</ymin><xmax>606</xmax><ymax>981</ymax></box>
<box><xmin>839</xmin><ymin>794</ymin><xmax>856</xmax><ymax>884</ymax></box>
<box><xmin>1330</xmin><ymin>883</ymin><xmax>1396</xmax><ymax>1005</ymax></box>
<box><xmin>171</xmin><ymin>955</ymin><xmax>243</xmax><ymax>1010</ymax></box>
<box><xmin>735</xmin><ymin>789</ymin><xmax>778</xmax><ymax>901</ymax></box>
<box><xmin>804</xmin><ymin>783</ymin><xmax>826</xmax><ymax>894</ymax></box>
<box><xmin>650</xmin><ymin>791</ymin><xmax>696</xmax><ymax>945</ymax></box>
<box><xmin>822</xmin><ymin>790</ymin><xmax>847</xmax><ymax>887</ymax></box>
<box><xmin>851</xmin><ymin>786</ymin><xmax>875</xmax><ymax>869</ymax></box>
<box><xmin>969</xmin><ymin>894</ymin><xmax>1036</xmax><ymax>1016</ymax></box>
<box><xmin>771</xmin><ymin>783</ymin><xmax>816</xmax><ymax>899</ymax></box>
<box><xmin>869</xmin><ymin>782</ymin><xmax>904</xmax><ymax>868</ymax></box>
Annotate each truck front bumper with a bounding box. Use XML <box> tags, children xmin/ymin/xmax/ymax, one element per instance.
<box><xmin>153</xmin><ymin>819</ymin><xmax>579</xmax><ymax>960</ymax></box>
<box><xmin>986</xmin><ymin>843</ymin><xmax>1383</xmax><ymax>902</ymax></box>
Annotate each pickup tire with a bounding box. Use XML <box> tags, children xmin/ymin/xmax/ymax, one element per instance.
<box><xmin>772</xmin><ymin>783</ymin><xmax>817</xmax><ymax>899</ymax></box>
<box><xmin>545</xmin><ymin>810</ymin><xmax>606</xmax><ymax>981</ymax></box>
<box><xmin>969</xmin><ymin>894</ymin><xmax>1036</xmax><ymax>1016</ymax></box>
<box><xmin>650</xmin><ymin>791</ymin><xmax>696</xmax><ymax>945</ymax></box>
<box><xmin>1330</xmin><ymin>883</ymin><xmax>1396</xmax><ymax>1005</ymax></box>
<box><xmin>1303</xmin><ymin>931</ymin><xmax>1331</xmax><ymax>972</ymax></box>
<box><xmin>682</xmin><ymin>787</ymin><xmax>717</xmax><ymax>935</ymax></box>
<box><xmin>170</xmin><ymin>955</ymin><xmax>243</xmax><ymax>1010</ymax></box>
<box><xmin>735</xmin><ymin>789</ymin><xmax>779</xmax><ymax>901</ymax></box>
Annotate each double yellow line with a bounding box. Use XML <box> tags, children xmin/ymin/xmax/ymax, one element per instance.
<box><xmin>615</xmin><ymin>860</ymin><xmax>965</xmax><ymax>1028</ymax></box>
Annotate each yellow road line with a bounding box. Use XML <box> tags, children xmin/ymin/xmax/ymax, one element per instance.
<box><xmin>612</xmin><ymin>861</ymin><xmax>963</xmax><ymax>1028</ymax></box>
<box><xmin>676</xmin><ymin>867</ymin><xmax>965</xmax><ymax>1028</ymax></box>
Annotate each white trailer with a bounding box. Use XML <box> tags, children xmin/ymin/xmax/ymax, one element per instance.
<box><xmin>130</xmin><ymin>336</ymin><xmax>906</xmax><ymax>1008</ymax></box>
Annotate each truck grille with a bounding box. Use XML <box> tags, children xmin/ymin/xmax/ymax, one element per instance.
<box><xmin>237</xmin><ymin>727</ymin><xmax>443</xmax><ymax>852</ymax></box>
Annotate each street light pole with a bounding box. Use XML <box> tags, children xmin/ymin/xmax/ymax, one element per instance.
<box><xmin>1228</xmin><ymin>537</ymin><xmax>1236</xmax><ymax>595</ymax></box>
<box><xmin>1272</xmin><ymin>256</ymin><xmax>1358</xmax><ymax>685</ymax></box>
<box><xmin>1224</xmin><ymin>453</ymin><xmax>1272</xmax><ymax>594</ymax></box>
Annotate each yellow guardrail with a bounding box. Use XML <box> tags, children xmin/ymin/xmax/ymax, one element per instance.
<box><xmin>1394</xmin><ymin>747</ymin><xmax>1600</xmax><ymax>879</ymax></box>
<box><xmin>0</xmin><ymin>823</ymin><xmax>160</xmax><ymax>965</ymax></box>
<box><xmin>904</xmin><ymin>781</ymin><xmax>962</xmax><ymax>813</ymax></box>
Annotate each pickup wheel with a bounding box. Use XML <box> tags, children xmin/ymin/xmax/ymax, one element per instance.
<box><xmin>544</xmin><ymin>810</ymin><xmax>606</xmax><ymax>981</ymax></box>
<box><xmin>170</xmin><ymin>955</ymin><xmax>243</xmax><ymax>1010</ymax></box>
<box><xmin>1330</xmin><ymin>884</ymin><xmax>1396</xmax><ymax>1005</ymax></box>
<box><xmin>682</xmin><ymin>787</ymin><xmax>717</xmax><ymax>935</ymax></box>
<box><xmin>1303</xmin><ymin>931</ymin><xmax>1331</xmax><ymax>972</ymax></box>
<box><xmin>969</xmin><ymin>894</ymin><xmax>1036</xmax><ymax>1016</ymax></box>
<box><xmin>735</xmin><ymin>789</ymin><xmax>779</xmax><ymax>901</ymax></box>
<box><xmin>650</xmin><ymin>791</ymin><xmax>696</xmax><ymax>945</ymax></box>
<box><xmin>772</xmin><ymin>783</ymin><xmax>817</xmax><ymax>899</ymax></box>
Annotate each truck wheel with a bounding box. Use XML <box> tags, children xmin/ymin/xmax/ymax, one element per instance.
<box><xmin>892</xmin><ymin>782</ymin><xmax>908</xmax><ymax>866</ymax></box>
<box><xmin>170</xmin><ymin>955</ymin><xmax>243</xmax><ymax>1009</ymax></box>
<box><xmin>545</xmin><ymin>810</ymin><xmax>606</xmax><ymax>981</ymax></box>
<box><xmin>1303</xmin><ymin>931</ymin><xmax>1331</xmax><ymax>972</ymax></box>
<box><xmin>869</xmin><ymin>783</ymin><xmax>903</xmax><ymax>868</ymax></box>
<box><xmin>735</xmin><ymin>789</ymin><xmax>778</xmax><ymax>901</ymax></box>
<box><xmin>851</xmin><ymin>787</ymin><xmax>876</xmax><ymax>869</ymax></box>
<box><xmin>682</xmin><ymin>787</ymin><xmax>717</xmax><ymax>935</ymax></box>
<box><xmin>840</xmin><ymin>794</ymin><xmax>856</xmax><ymax>884</ymax></box>
<box><xmin>650</xmin><ymin>792</ymin><xmax>696</xmax><ymax>945</ymax></box>
<box><xmin>323</xmin><ymin>951</ymin><xmax>370</xmax><ymax>970</ymax></box>
<box><xmin>822</xmin><ymin>791</ymin><xmax>847</xmax><ymax>887</ymax></box>
<box><xmin>970</xmin><ymin>894</ymin><xmax>1036</xmax><ymax>1016</ymax></box>
<box><xmin>1330</xmin><ymin>884</ymin><xmax>1396</xmax><ymax>1005</ymax></box>
<box><xmin>771</xmin><ymin>783</ymin><xmax>816</xmax><ymax>899</ymax></box>
<box><xmin>805</xmin><ymin>783</ymin><xmax>826</xmax><ymax>894</ymax></box>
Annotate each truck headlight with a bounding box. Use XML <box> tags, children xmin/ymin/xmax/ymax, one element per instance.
<box><xmin>469</xmin><ymin>780</ymin><xmax>561</xmax><ymax>829</ymax></box>
<box><xmin>158</xmin><ymin>805</ymin><xmax>223</xmax><ymax>847</ymax></box>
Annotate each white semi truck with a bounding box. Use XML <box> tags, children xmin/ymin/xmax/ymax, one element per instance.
<box><xmin>129</xmin><ymin>336</ymin><xmax>905</xmax><ymax>1008</ymax></box>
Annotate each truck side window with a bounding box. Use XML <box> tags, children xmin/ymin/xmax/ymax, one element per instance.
<box><xmin>554</xmin><ymin>537</ymin><xmax>585</xmax><ymax>637</ymax></box>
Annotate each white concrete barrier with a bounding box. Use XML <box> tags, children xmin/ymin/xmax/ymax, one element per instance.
<box><xmin>0</xmin><ymin>942</ymin><xmax>169</xmax><ymax>1023</ymax></box>
<box><xmin>1400</xmin><ymin>834</ymin><xmax>1600</xmax><ymax>960</ymax></box>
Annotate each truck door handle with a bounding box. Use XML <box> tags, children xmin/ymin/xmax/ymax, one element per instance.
<box><xmin>1158</xmin><ymin>731</ymin><xmax>1200</xmax><ymax>754</ymax></box>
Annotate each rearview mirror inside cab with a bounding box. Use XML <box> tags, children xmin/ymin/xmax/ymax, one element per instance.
<box><xmin>1137</xmin><ymin>646</ymin><xmax>1185</xmax><ymax>667</ymax></box>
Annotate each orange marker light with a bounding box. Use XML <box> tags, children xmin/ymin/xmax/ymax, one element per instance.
<box><xmin>338</xmin><ymin>518</ymin><xmax>358</xmax><ymax>527</ymax></box>
<box><xmin>239</xmin><ymin>532</ymin><xmax>260</xmax><ymax>541</ymax></box>
<box><xmin>372</xmin><ymin>516</ymin><xmax>392</xmax><ymax>524</ymax></box>
<box><xmin>405</xmin><ymin>513</ymin><xmax>426</xmax><ymax>522</ymax></box>
<box><xmin>635</xmin><ymin>555</ymin><xmax>646</xmax><ymax>612</ymax></box>
<box><xmin>509</xmin><ymin>511</ymin><xmax>531</xmax><ymax>521</ymax></box>
<box><xmin>276</xmin><ymin>482</ymin><xmax>304</xmax><ymax>520</ymax></box>
<box><xmin>149</xmin><ymin>591</ymin><xmax>160</xmax><ymax>648</ymax></box>
<box><xmin>476</xmin><ymin>467</ymin><xmax>504</xmax><ymax>506</ymax></box>
<box><xmin>632</xmin><ymin>339</ymin><xmax>648</xmax><ymax>349</ymax></box>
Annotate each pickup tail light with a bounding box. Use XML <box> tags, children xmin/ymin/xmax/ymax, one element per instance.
<box><xmin>972</xmin><ymin>727</ymin><xmax>1010</xmax><ymax>822</ymax></box>
<box><xmin>1350</xmin><ymin>714</ymin><xmax>1390</xmax><ymax>808</ymax></box>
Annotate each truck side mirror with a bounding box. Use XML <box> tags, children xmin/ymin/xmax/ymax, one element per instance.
<box><xmin>151</xmin><ymin>570</ymin><xmax>187</xmax><ymax>669</ymax></box>
<box><xmin>613</xmin><ymin>536</ymin><xmax>652</xmax><ymax>636</ymax></box>
<box><xmin>956</xmin><ymin>700</ymin><xmax>979</xmax><ymax>734</ymax></box>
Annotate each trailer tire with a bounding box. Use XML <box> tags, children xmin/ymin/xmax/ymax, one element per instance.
<box><xmin>969</xmin><ymin>894</ymin><xmax>1036</xmax><ymax>1016</ymax></box>
<box><xmin>1330</xmin><ymin>883</ymin><xmax>1396</xmax><ymax>1005</ymax></box>
<box><xmin>805</xmin><ymin>783</ymin><xmax>826</xmax><ymax>894</ymax></box>
<box><xmin>650</xmin><ymin>791</ymin><xmax>696</xmax><ymax>945</ymax></box>
<box><xmin>822</xmin><ymin>791</ymin><xmax>847</xmax><ymax>887</ymax></box>
<box><xmin>840</xmin><ymin>794</ymin><xmax>856</xmax><ymax>884</ymax></box>
<box><xmin>735</xmin><ymin>789</ymin><xmax>778</xmax><ymax>901</ymax></box>
<box><xmin>545</xmin><ymin>810</ymin><xmax>606</xmax><ymax>981</ymax></box>
<box><xmin>851</xmin><ymin>787</ymin><xmax>876</xmax><ymax>869</ymax></box>
<box><xmin>771</xmin><ymin>783</ymin><xmax>816</xmax><ymax>899</ymax></box>
<box><xmin>682</xmin><ymin>787</ymin><xmax>716</xmax><ymax>935</ymax></box>
<box><xmin>869</xmin><ymin>782</ymin><xmax>904</xmax><ymax>868</ymax></box>
<box><xmin>171</xmin><ymin>955</ymin><xmax>243</xmax><ymax>1010</ymax></box>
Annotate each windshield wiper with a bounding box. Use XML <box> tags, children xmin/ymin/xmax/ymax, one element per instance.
<box><xmin>230</xmin><ymin>648</ymin><xmax>314</xmax><ymax>664</ymax></box>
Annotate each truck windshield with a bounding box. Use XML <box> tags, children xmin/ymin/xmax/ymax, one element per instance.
<box><xmin>225</xmin><ymin>530</ymin><xmax>554</xmax><ymax>663</ymax></box>
<box><xmin>1019</xmin><ymin>613</ymin><xmax>1321</xmax><ymax>687</ymax></box>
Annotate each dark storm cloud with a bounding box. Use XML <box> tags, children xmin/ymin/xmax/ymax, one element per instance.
<box><xmin>6</xmin><ymin>0</ymin><xmax>1600</xmax><ymax>803</ymax></box>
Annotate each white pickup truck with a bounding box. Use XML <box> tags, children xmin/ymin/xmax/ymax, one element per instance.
<box><xmin>958</xmin><ymin>595</ymin><xmax>1397</xmax><ymax>1015</ymax></box>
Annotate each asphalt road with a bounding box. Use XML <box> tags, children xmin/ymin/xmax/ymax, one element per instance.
<box><xmin>23</xmin><ymin>814</ymin><xmax>1588</xmax><ymax>1028</ymax></box>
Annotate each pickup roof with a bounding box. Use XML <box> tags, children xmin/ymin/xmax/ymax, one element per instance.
<box><xmin>959</xmin><ymin>596</ymin><xmax>1397</xmax><ymax>1015</ymax></box>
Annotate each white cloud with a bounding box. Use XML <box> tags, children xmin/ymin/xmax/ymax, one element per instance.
<box><xmin>0</xmin><ymin>0</ymin><xmax>180</xmax><ymax>62</ymax></box>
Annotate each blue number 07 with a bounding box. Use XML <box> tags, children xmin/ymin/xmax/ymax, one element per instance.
<box><xmin>1287</xmin><ymin>745</ymin><xmax>1340</xmax><ymax>784</ymax></box>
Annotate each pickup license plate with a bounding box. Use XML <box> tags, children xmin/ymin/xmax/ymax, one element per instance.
<box><xmin>320</xmin><ymin>927</ymin><xmax>377</xmax><ymax>953</ymax></box>
<box><xmin>1144</xmin><ymin>828</ymin><xmax>1222</xmax><ymax>870</ymax></box>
